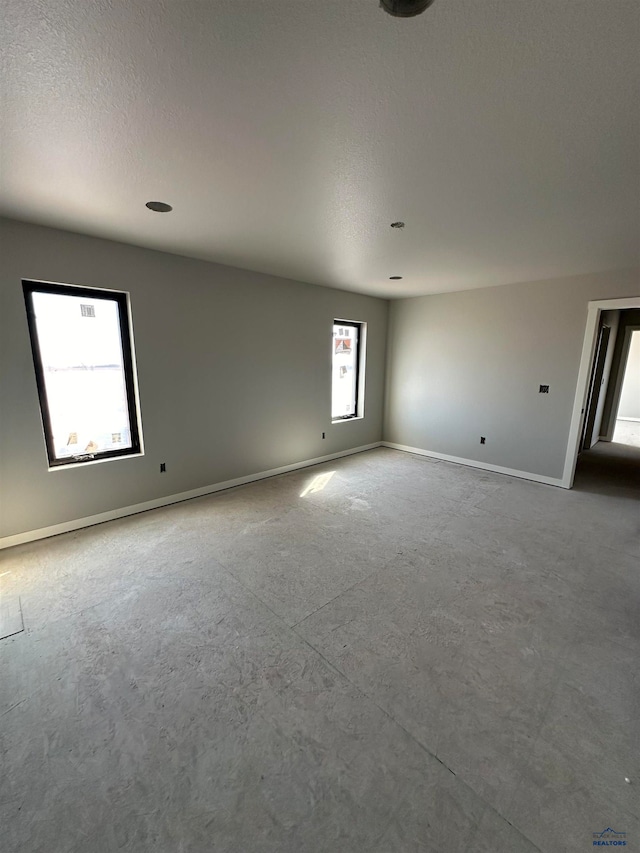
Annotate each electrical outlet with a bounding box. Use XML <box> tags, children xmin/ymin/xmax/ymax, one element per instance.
<box><xmin>539</xmin><ymin>385</ymin><xmax>549</xmax><ymax>393</ymax></box>
<box><xmin>160</xmin><ymin>463</ymin><xmax>166</xmax><ymax>472</ymax></box>
<box><xmin>480</xmin><ymin>436</ymin><xmax>486</xmax><ymax>444</ymax></box>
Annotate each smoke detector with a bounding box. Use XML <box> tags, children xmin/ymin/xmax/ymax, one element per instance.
<box><xmin>380</xmin><ymin>0</ymin><xmax>436</xmax><ymax>18</ymax></box>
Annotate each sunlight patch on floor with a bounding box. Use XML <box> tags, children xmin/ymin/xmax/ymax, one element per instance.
<box><xmin>612</xmin><ymin>419</ymin><xmax>640</xmax><ymax>448</ymax></box>
<box><xmin>300</xmin><ymin>470</ymin><xmax>335</xmax><ymax>497</ymax></box>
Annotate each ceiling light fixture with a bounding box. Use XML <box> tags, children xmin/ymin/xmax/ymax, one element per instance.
<box><xmin>380</xmin><ymin>0</ymin><xmax>436</xmax><ymax>18</ymax></box>
<box><xmin>145</xmin><ymin>201</ymin><xmax>173</xmax><ymax>213</ymax></box>
<box><xmin>389</xmin><ymin>276</ymin><xmax>403</xmax><ymax>280</ymax></box>
<box><xmin>390</xmin><ymin>221</ymin><xmax>405</xmax><ymax>229</ymax></box>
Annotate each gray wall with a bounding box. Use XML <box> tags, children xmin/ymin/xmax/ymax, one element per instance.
<box><xmin>0</xmin><ymin>218</ymin><xmax>388</xmax><ymax>539</ymax></box>
<box><xmin>618</xmin><ymin>331</ymin><xmax>640</xmax><ymax>420</ymax></box>
<box><xmin>384</xmin><ymin>270</ymin><xmax>640</xmax><ymax>480</ymax></box>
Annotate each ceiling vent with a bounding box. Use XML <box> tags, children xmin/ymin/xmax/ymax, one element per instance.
<box><xmin>380</xmin><ymin>0</ymin><xmax>436</xmax><ymax>17</ymax></box>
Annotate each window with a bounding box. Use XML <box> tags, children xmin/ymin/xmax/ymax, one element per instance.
<box><xmin>23</xmin><ymin>280</ymin><xmax>143</xmax><ymax>467</ymax></box>
<box><xmin>332</xmin><ymin>320</ymin><xmax>364</xmax><ymax>420</ymax></box>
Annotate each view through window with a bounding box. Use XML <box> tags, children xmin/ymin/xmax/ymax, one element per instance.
<box><xmin>332</xmin><ymin>321</ymin><xmax>363</xmax><ymax>420</ymax></box>
<box><xmin>23</xmin><ymin>281</ymin><xmax>142</xmax><ymax>466</ymax></box>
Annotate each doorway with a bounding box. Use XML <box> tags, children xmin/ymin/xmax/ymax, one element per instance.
<box><xmin>611</xmin><ymin>329</ymin><xmax>640</xmax><ymax>447</ymax></box>
<box><xmin>563</xmin><ymin>297</ymin><xmax>640</xmax><ymax>488</ymax></box>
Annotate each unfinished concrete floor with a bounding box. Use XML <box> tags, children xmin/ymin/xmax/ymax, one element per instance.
<box><xmin>1</xmin><ymin>447</ymin><xmax>638</xmax><ymax>853</ymax></box>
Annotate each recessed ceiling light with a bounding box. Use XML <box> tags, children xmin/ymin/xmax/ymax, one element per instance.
<box><xmin>146</xmin><ymin>201</ymin><xmax>173</xmax><ymax>213</ymax></box>
<box><xmin>390</xmin><ymin>221</ymin><xmax>405</xmax><ymax>229</ymax></box>
<box><xmin>389</xmin><ymin>276</ymin><xmax>403</xmax><ymax>280</ymax></box>
<box><xmin>380</xmin><ymin>0</ymin><xmax>436</xmax><ymax>18</ymax></box>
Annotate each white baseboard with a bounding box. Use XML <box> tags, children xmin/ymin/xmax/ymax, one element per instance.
<box><xmin>0</xmin><ymin>442</ymin><xmax>382</xmax><ymax>550</ymax></box>
<box><xmin>382</xmin><ymin>442</ymin><xmax>565</xmax><ymax>488</ymax></box>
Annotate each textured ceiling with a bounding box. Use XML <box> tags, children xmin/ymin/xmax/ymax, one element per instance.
<box><xmin>2</xmin><ymin>0</ymin><xmax>639</xmax><ymax>298</ymax></box>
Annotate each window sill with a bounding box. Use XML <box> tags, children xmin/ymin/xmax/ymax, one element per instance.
<box><xmin>331</xmin><ymin>416</ymin><xmax>365</xmax><ymax>425</ymax></box>
<box><xmin>48</xmin><ymin>451</ymin><xmax>144</xmax><ymax>472</ymax></box>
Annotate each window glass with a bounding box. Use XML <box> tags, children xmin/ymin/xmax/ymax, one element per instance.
<box><xmin>332</xmin><ymin>322</ymin><xmax>360</xmax><ymax>419</ymax></box>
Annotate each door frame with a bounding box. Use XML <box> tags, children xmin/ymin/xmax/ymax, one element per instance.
<box><xmin>562</xmin><ymin>295</ymin><xmax>640</xmax><ymax>488</ymax></box>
